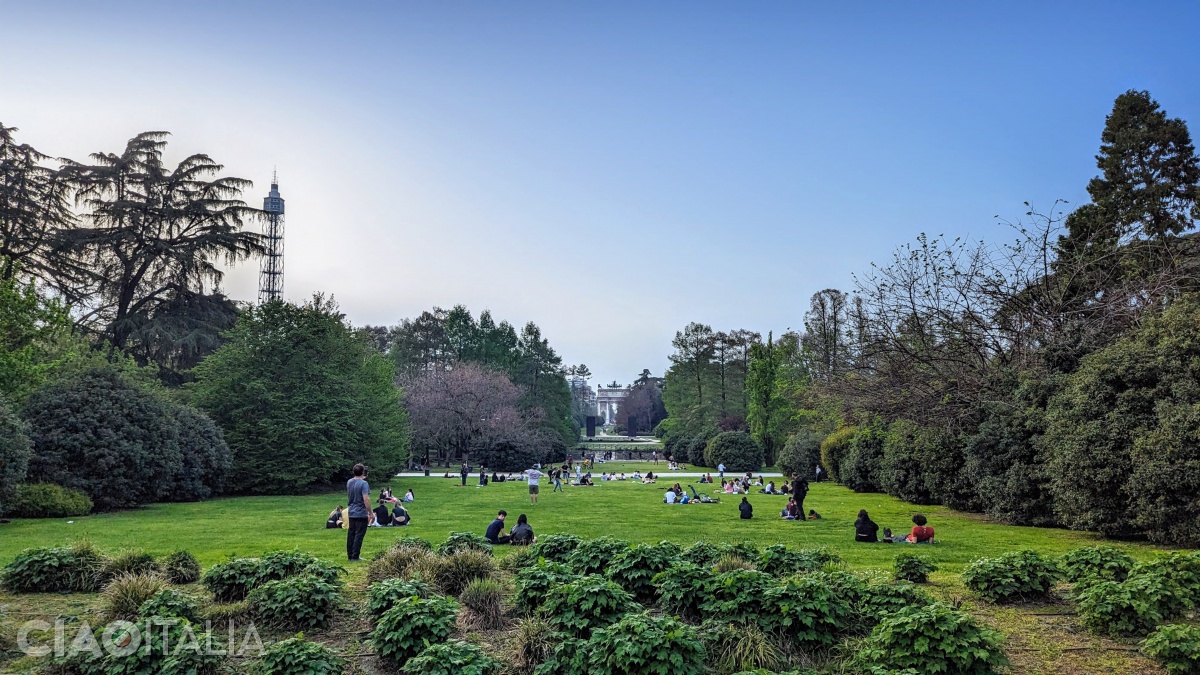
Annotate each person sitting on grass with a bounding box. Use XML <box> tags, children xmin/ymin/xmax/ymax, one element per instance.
<box><xmin>403</xmin><ymin>489</ymin><xmax>415</xmax><ymax>502</ymax></box>
<box><xmin>372</xmin><ymin>501</ymin><xmax>392</xmax><ymax>527</ymax></box>
<box><xmin>485</xmin><ymin>510</ymin><xmax>511</xmax><ymax>544</ymax></box>
<box><xmin>904</xmin><ymin>513</ymin><xmax>935</xmax><ymax>543</ymax></box>
<box><xmin>618</xmin><ymin>473</ymin><xmax>627</xmax><ymax>480</ymax></box>
<box><xmin>509</xmin><ymin>514</ymin><xmax>536</xmax><ymax>545</ymax></box>
<box><xmin>644</xmin><ymin>472</ymin><xmax>656</xmax><ymax>484</ymax></box>
<box><xmin>882</xmin><ymin>527</ymin><xmax>898</xmax><ymax>543</ymax></box>
<box><xmin>808</xmin><ymin>509</ymin><xmax>822</xmax><ymax>520</ymax></box>
<box><xmin>326</xmin><ymin>506</ymin><xmax>344</xmax><ymax>529</ymax></box>
<box><xmin>779</xmin><ymin>498</ymin><xmax>796</xmax><ymax>520</ymax></box>
<box><xmin>739</xmin><ymin>496</ymin><xmax>753</xmax><ymax>519</ymax></box>
<box><xmin>854</xmin><ymin>509</ymin><xmax>879</xmax><ymax>543</ymax></box>
<box><xmin>391</xmin><ymin>503</ymin><xmax>411</xmax><ymax>526</ymax></box>
<box><xmin>762</xmin><ymin>481</ymin><xmax>776</xmax><ymax>494</ymax></box>
<box><xmin>632</xmin><ymin>471</ymin><xmax>642</xmax><ymax>482</ymax></box>
<box><xmin>780</xmin><ymin>481</ymin><xmax>791</xmax><ymax>495</ymax></box>
<box><xmin>664</xmin><ymin>488</ymin><xmax>678</xmax><ymax>504</ymax></box>
<box><xmin>724</xmin><ymin>481</ymin><xmax>735</xmax><ymax>495</ymax></box>
<box><xmin>380</xmin><ymin>486</ymin><xmax>395</xmax><ymax>503</ymax></box>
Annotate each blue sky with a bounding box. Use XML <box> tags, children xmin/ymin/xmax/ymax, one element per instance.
<box><xmin>3</xmin><ymin>2</ymin><xmax>1198</xmax><ymax>386</ymax></box>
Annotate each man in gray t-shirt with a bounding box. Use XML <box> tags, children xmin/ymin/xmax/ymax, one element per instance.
<box><xmin>345</xmin><ymin>463</ymin><xmax>374</xmax><ymax>561</ymax></box>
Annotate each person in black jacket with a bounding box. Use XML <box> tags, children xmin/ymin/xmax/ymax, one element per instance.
<box><xmin>739</xmin><ymin>497</ymin><xmax>753</xmax><ymax>519</ymax></box>
<box><xmin>854</xmin><ymin>509</ymin><xmax>879</xmax><ymax>542</ymax></box>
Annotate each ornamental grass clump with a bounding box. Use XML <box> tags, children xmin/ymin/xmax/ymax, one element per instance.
<box><xmin>437</xmin><ymin>531</ymin><xmax>493</xmax><ymax>556</ymax></box>
<box><xmin>699</xmin><ymin>620</ymin><xmax>790</xmax><ymax>674</ymax></box>
<box><xmin>368</xmin><ymin>544</ymin><xmax>435</xmax><ymax>583</ymax></box>
<box><xmin>415</xmin><ymin>549</ymin><xmax>499</xmax><ymax>596</ymax></box>
<box><xmin>459</xmin><ymin>576</ymin><xmax>509</xmax><ymax>629</ymax></box>
<box><xmin>962</xmin><ymin>549</ymin><xmax>1060</xmax><ymax>603</ymax></box>
<box><xmin>372</xmin><ymin>595</ymin><xmax>460</xmax><ymax>667</ymax></box>
<box><xmin>103</xmin><ymin>550</ymin><xmax>161</xmax><ymax>578</ymax></box>
<box><xmin>162</xmin><ymin>550</ymin><xmax>201</xmax><ymax>584</ymax></box>
<box><xmin>100</xmin><ymin>572</ymin><xmax>169</xmax><ymax>621</ymax></box>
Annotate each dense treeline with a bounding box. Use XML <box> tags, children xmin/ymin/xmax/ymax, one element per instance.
<box><xmin>661</xmin><ymin>90</ymin><xmax>1200</xmax><ymax>545</ymax></box>
<box><xmin>365</xmin><ymin>305</ymin><xmax>577</xmax><ymax>470</ymax></box>
<box><xmin>0</xmin><ymin>124</ymin><xmax>414</xmax><ymax>509</ymax></box>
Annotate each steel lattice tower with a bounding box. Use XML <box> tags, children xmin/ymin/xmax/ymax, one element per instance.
<box><xmin>258</xmin><ymin>173</ymin><xmax>285</xmax><ymax>304</ymax></box>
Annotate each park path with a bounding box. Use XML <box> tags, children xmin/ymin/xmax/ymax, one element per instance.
<box><xmin>393</xmin><ymin>471</ymin><xmax>786</xmax><ymax>478</ymax></box>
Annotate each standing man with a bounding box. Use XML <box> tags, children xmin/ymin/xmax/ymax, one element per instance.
<box><xmin>717</xmin><ymin>462</ymin><xmax>725</xmax><ymax>481</ymax></box>
<box><xmin>553</xmin><ymin>466</ymin><xmax>564</xmax><ymax>492</ymax></box>
<box><xmin>652</xmin><ymin>450</ymin><xmax>658</xmax><ymax>465</ymax></box>
<box><xmin>460</xmin><ymin>461</ymin><xmax>469</xmax><ymax>487</ymax></box>
<box><xmin>346</xmin><ymin>463</ymin><xmax>374</xmax><ymax>561</ymax></box>
<box><xmin>526</xmin><ymin>465</ymin><xmax>545</xmax><ymax>504</ymax></box>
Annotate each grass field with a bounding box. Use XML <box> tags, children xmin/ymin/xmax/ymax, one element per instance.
<box><xmin>0</xmin><ymin>477</ymin><xmax>1187</xmax><ymax>674</ymax></box>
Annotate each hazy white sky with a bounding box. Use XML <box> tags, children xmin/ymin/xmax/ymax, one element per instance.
<box><xmin>3</xmin><ymin>2</ymin><xmax>1198</xmax><ymax>386</ymax></box>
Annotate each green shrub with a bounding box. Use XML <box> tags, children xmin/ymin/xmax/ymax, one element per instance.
<box><xmin>460</xmin><ymin>576</ymin><xmax>508</xmax><ymax>629</ymax></box>
<box><xmin>701</xmin><ymin>570</ymin><xmax>778</xmax><ymax>626</ymax></box>
<box><xmin>819</xmin><ymin>426</ymin><xmax>857</xmax><ymax>483</ymax></box>
<box><xmin>416</xmin><ymin>549</ymin><xmax>499</xmax><ymax>596</ymax></box>
<box><xmin>500</xmin><ymin>545</ymin><xmax>539</xmax><ymax>572</ymax></box>
<box><xmin>529</xmin><ymin>533</ymin><xmax>582</xmax><ymax>563</ymax></box>
<box><xmin>1075</xmin><ymin>570</ymin><xmax>1188</xmax><ymax>637</ymax></box>
<box><xmin>893</xmin><ymin>552</ymin><xmax>938</xmax><ymax>583</ymax></box>
<box><xmin>878</xmin><ymin>420</ymin><xmax>940</xmax><ymax>505</ymax></box>
<box><xmin>857</xmin><ymin>581</ymin><xmax>936</xmax><ymax>627</ymax></box>
<box><xmin>407</xmin><ymin>640</ymin><xmax>502</xmax><ymax>675</ymax></box>
<box><xmin>372</xmin><ymin>595</ymin><xmax>460</xmax><ymax>666</ymax></box>
<box><xmin>704</xmin><ymin>431</ymin><xmax>764</xmax><ymax>472</ymax></box>
<box><xmin>606</xmin><ymin>542</ymin><xmax>678</xmax><ymax>602</ymax></box>
<box><xmin>61</xmin><ymin>617</ymin><xmax>224</xmax><ymax>675</ymax></box>
<box><xmin>681</xmin><ymin>541</ymin><xmax>723</xmax><ymax>567</ymax></box>
<box><xmin>777</xmin><ymin>430</ymin><xmax>822</xmax><ymax>483</ymax></box>
<box><xmin>842</xmin><ymin>424</ymin><xmax>886</xmax><ymax>492</ymax></box>
<box><xmin>367</xmin><ymin>577</ymin><xmax>436</xmax><ymax>618</ymax></box>
<box><xmin>2</xmin><ymin>482</ymin><xmax>92</xmax><ymax>518</ymax></box>
<box><xmin>203</xmin><ymin>557</ymin><xmax>262</xmax><ymax>602</ymax></box>
<box><xmin>962</xmin><ymin>549</ymin><xmax>1060</xmax><ymax>602</ymax></box>
<box><xmin>392</xmin><ymin>535</ymin><xmax>433</xmax><ymax>551</ymax></box>
<box><xmin>247</xmin><ymin>575</ymin><xmax>343</xmax><ymax>630</ymax></box>
<box><xmin>541</xmin><ymin>574</ymin><xmax>636</xmax><ymax>637</ymax></box>
<box><xmin>138</xmin><ymin>588</ymin><xmax>201</xmax><ymax>622</ymax></box>
<box><xmin>587</xmin><ymin>612</ymin><xmax>706</xmax><ymax>675</ymax></box>
<box><xmin>1139</xmin><ymin>552</ymin><xmax>1200</xmax><ymax>605</ymax></box>
<box><xmin>567</xmin><ymin>536</ymin><xmax>630</xmax><ymax>576</ymax></box>
<box><xmin>699</xmin><ymin>621</ymin><xmax>790</xmax><ymax>674</ymax></box>
<box><xmin>762</xmin><ymin>575</ymin><xmax>852</xmax><ymax>647</ymax></box>
<box><xmin>256</xmin><ymin>550</ymin><xmax>343</xmax><ymax>587</ymax></box>
<box><xmin>253</xmin><ymin>636</ymin><xmax>345</xmax><ymax>675</ymax></box>
<box><xmin>168</xmin><ymin>405</ymin><xmax>232</xmax><ymax>501</ymax></box>
<box><xmin>757</xmin><ymin>545</ymin><xmax>839</xmax><ymax>577</ymax></box>
<box><xmin>653</xmin><ymin>562</ymin><xmax>716</xmax><ymax>621</ymax></box>
<box><xmin>437</xmin><ymin>531</ymin><xmax>493</xmax><ymax>556</ymax></box>
<box><xmin>368</xmin><ymin>544</ymin><xmax>435</xmax><ymax>583</ymax></box>
<box><xmin>856</xmin><ymin>603</ymin><xmax>1008</xmax><ymax>674</ymax></box>
<box><xmin>1141</xmin><ymin>624</ymin><xmax>1200</xmax><ymax>675</ymax></box>
<box><xmin>687</xmin><ymin>435</ymin><xmax>711</xmax><ymax>467</ymax></box>
<box><xmin>100</xmin><ymin>572</ymin><xmax>169</xmax><ymax>621</ymax></box>
<box><xmin>162</xmin><ymin>550</ymin><xmax>201</xmax><ymax>584</ymax></box>
<box><xmin>1059</xmin><ymin>546</ymin><xmax>1135</xmax><ymax>583</ymax></box>
<box><xmin>513</xmin><ymin>561</ymin><xmax>576</xmax><ymax>615</ymax></box>
<box><xmin>0</xmin><ymin>541</ymin><xmax>107</xmax><ymax>592</ymax></box>
<box><xmin>104</xmin><ymin>550</ymin><xmax>161</xmax><ymax>578</ymax></box>
<box><xmin>0</xmin><ymin>397</ymin><xmax>31</xmax><ymax>515</ymax></box>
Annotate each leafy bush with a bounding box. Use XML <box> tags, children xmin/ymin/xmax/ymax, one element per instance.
<box><xmin>857</xmin><ymin>581</ymin><xmax>936</xmax><ymax>627</ymax></box>
<box><xmin>962</xmin><ymin>549</ymin><xmax>1060</xmax><ymax>603</ymax></box>
<box><xmin>167</xmin><ymin>404</ymin><xmax>232</xmax><ymax>501</ymax></box>
<box><xmin>203</xmin><ymin>557</ymin><xmax>261</xmax><ymax>602</ymax></box>
<box><xmin>1059</xmin><ymin>546</ymin><xmax>1135</xmax><ymax>583</ymax></box>
<box><xmin>877</xmin><ymin>420</ymin><xmax>940</xmax><ymax>505</ymax></box>
<box><xmin>1141</xmin><ymin>624</ymin><xmax>1200</xmax><ymax>675</ymax></box>
<box><xmin>687</xmin><ymin>435</ymin><xmax>712</xmax><ymax>467</ymax></box>
<box><xmin>1140</xmin><ymin>552</ymin><xmax>1200</xmax><ymax>604</ymax></box>
<box><xmin>856</xmin><ymin>603</ymin><xmax>1009</xmax><ymax>674</ymax></box>
<box><xmin>138</xmin><ymin>588</ymin><xmax>201</xmax><ymax>622</ymax></box>
<box><xmin>61</xmin><ymin>616</ymin><xmax>224</xmax><ymax>675</ymax></box>
<box><xmin>1075</xmin><ymin>570</ymin><xmax>1189</xmax><ymax>637</ymax></box>
<box><xmin>541</xmin><ymin>574</ymin><xmax>636</xmax><ymax>637</ymax></box>
<box><xmin>104</xmin><ymin>550</ymin><xmax>161</xmax><ymax>578</ymax></box>
<box><xmin>681</xmin><ymin>541</ymin><xmax>723</xmax><ymax>567</ymax></box>
<box><xmin>700</xmin><ymin>621</ymin><xmax>790</xmax><ymax>674</ymax></box>
<box><xmin>567</xmin><ymin>536</ymin><xmax>630</xmax><ymax>576</ymax></box>
<box><xmin>0</xmin><ymin>541</ymin><xmax>107</xmax><ymax>592</ymax></box>
<box><xmin>23</xmin><ymin>369</ymin><xmax>183</xmax><ymax>510</ymax></box>
<box><xmin>762</xmin><ymin>575</ymin><xmax>852</xmax><ymax>647</ymax></box>
<box><xmin>367</xmin><ymin>577</ymin><xmax>436</xmax><ymax>618</ymax></box>
<box><xmin>0</xmin><ymin>397</ymin><xmax>31</xmax><ymax>514</ymax></box>
<box><xmin>162</xmin><ymin>550</ymin><xmax>201</xmax><ymax>584</ymax></box>
<box><xmin>253</xmin><ymin>636</ymin><xmax>346</xmax><ymax>675</ymax></box>
<box><xmin>842</xmin><ymin>424</ymin><xmax>886</xmax><ymax>492</ymax></box>
<box><xmin>654</xmin><ymin>562</ymin><xmax>716</xmax><ymax>621</ymax></box>
<box><xmin>392</xmin><ymin>535</ymin><xmax>433</xmax><ymax>551</ymax></box>
<box><xmin>701</xmin><ymin>570</ymin><xmax>778</xmax><ymax>626</ymax></box>
<box><xmin>607</xmin><ymin>542</ymin><xmax>678</xmax><ymax>602</ymax></box>
<box><xmin>777</xmin><ymin>430</ymin><xmax>822</xmax><ymax>483</ymax></box>
<box><xmin>247</xmin><ymin>575</ymin><xmax>343</xmax><ymax>630</ymax></box>
<box><xmin>372</xmin><ymin>595</ymin><xmax>460</xmax><ymax>666</ymax></box>
<box><xmin>819</xmin><ymin>426</ymin><xmax>857</xmax><ymax>483</ymax></box>
<box><xmin>530</xmin><ymin>533</ymin><xmax>582</xmax><ymax>563</ymax></box>
<box><xmin>100</xmin><ymin>572</ymin><xmax>169</xmax><ymax>621</ymax></box>
<box><xmin>514</xmin><ymin>561</ymin><xmax>577</xmax><ymax>615</ymax></box>
<box><xmin>893</xmin><ymin>552</ymin><xmax>938</xmax><ymax>583</ymax></box>
<box><xmin>2</xmin><ymin>482</ymin><xmax>92</xmax><ymax>518</ymax></box>
<box><xmin>406</xmin><ymin>640</ymin><xmax>502</xmax><ymax>675</ymax></box>
<box><xmin>587</xmin><ymin>612</ymin><xmax>706</xmax><ymax>674</ymax></box>
<box><xmin>257</xmin><ymin>550</ymin><xmax>342</xmax><ymax>586</ymax></box>
<box><xmin>704</xmin><ymin>431</ymin><xmax>764</xmax><ymax>472</ymax></box>
<box><xmin>460</xmin><ymin>576</ymin><xmax>509</xmax><ymax>629</ymax></box>
<box><xmin>757</xmin><ymin>545</ymin><xmax>837</xmax><ymax>577</ymax></box>
<box><xmin>438</xmin><ymin>531</ymin><xmax>494</xmax><ymax>556</ymax></box>
<box><xmin>368</xmin><ymin>544</ymin><xmax>435</xmax><ymax>582</ymax></box>
<box><xmin>416</xmin><ymin>549</ymin><xmax>499</xmax><ymax>596</ymax></box>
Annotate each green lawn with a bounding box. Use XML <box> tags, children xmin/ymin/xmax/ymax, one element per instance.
<box><xmin>0</xmin><ymin>477</ymin><xmax>1165</xmax><ymax>578</ymax></box>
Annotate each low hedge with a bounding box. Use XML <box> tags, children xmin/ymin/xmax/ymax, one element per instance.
<box><xmin>2</xmin><ymin>482</ymin><xmax>93</xmax><ymax>518</ymax></box>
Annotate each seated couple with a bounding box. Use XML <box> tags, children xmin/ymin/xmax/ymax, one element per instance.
<box><xmin>664</xmin><ymin>484</ymin><xmax>694</xmax><ymax>504</ymax></box>
<box><xmin>779</xmin><ymin>501</ymin><xmax>822</xmax><ymax>520</ymax></box>
<box><xmin>371</xmin><ymin>500</ymin><xmax>411</xmax><ymax>527</ymax></box>
<box><xmin>484</xmin><ymin>510</ymin><xmax>536</xmax><ymax>545</ymax></box>
<box><xmin>854</xmin><ymin>511</ymin><xmax>935</xmax><ymax>543</ymax></box>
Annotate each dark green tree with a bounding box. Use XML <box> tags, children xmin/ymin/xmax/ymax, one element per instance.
<box><xmin>190</xmin><ymin>296</ymin><xmax>409</xmax><ymax>494</ymax></box>
<box><xmin>0</xmin><ymin>397</ymin><xmax>31</xmax><ymax>512</ymax></box>
<box><xmin>169</xmin><ymin>405</ymin><xmax>232</xmax><ymax>501</ymax></box>
<box><xmin>0</xmin><ymin>124</ymin><xmax>75</xmax><ymax>284</ymax></box>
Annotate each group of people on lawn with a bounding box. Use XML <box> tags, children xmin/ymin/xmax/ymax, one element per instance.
<box><xmin>327</xmin><ymin>481</ymin><xmax>413</xmax><ymax>531</ymax></box>
<box><xmin>854</xmin><ymin>510</ymin><xmax>936</xmax><ymax>544</ymax></box>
